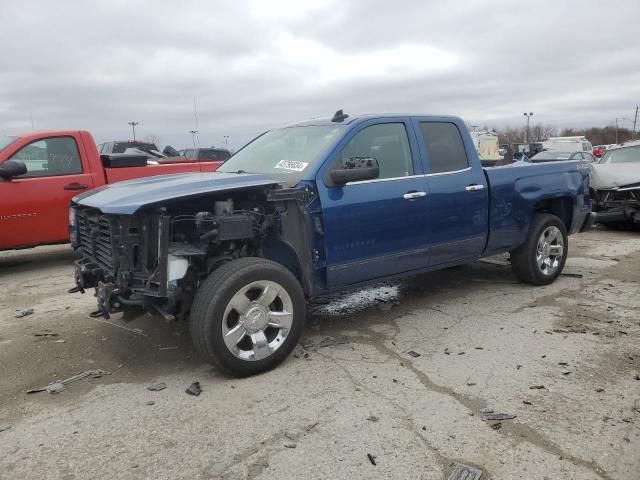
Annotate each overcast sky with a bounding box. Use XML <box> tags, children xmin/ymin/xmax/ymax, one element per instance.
<box><xmin>1</xmin><ymin>0</ymin><xmax>638</xmax><ymax>149</ymax></box>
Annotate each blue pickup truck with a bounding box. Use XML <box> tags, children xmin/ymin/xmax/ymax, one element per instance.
<box><xmin>70</xmin><ymin>112</ymin><xmax>594</xmax><ymax>375</ymax></box>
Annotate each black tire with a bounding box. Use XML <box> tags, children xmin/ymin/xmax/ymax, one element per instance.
<box><xmin>510</xmin><ymin>213</ymin><xmax>568</xmax><ymax>285</ymax></box>
<box><xmin>190</xmin><ymin>257</ymin><xmax>305</xmax><ymax>377</ymax></box>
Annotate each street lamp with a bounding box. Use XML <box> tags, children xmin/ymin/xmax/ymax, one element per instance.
<box><xmin>128</xmin><ymin>121</ymin><xmax>139</xmax><ymax>141</ymax></box>
<box><xmin>189</xmin><ymin>130</ymin><xmax>199</xmax><ymax>149</ymax></box>
<box><xmin>223</xmin><ymin>135</ymin><xmax>229</xmax><ymax>148</ymax></box>
<box><xmin>523</xmin><ymin>112</ymin><xmax>533</xmax><ymax>143</ymax></box>
<box><xmin>615</xmin><ymin>117</ymin><xmax>632</xmax><ymax>144</ymax></box>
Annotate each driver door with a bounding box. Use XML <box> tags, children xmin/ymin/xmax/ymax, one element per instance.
<box><xmin>318</xmin><ymin>120</ymin><xmax>430</xmax><ymax>287</ymax></box>
<box><xmin>0</xmin><ymin>136</ymin><xmax>94</xmax><ymax>250</ymax></box>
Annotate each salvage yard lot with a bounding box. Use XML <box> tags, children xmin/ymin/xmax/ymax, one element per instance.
<box><xmin>0</xmin><ymin>228</ymin><xmax>639</xmax><ymax>480</ymax></box>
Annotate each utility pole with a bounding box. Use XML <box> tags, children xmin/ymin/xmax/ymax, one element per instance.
<box><xmin>128</xmin><ymin>121</ymin><xmax>139</xmax><ymax>141</ymax></box>
<box><xmin>523</xmin><ymin>112</ymin><xmax>533</xmax><ymax>143</ymax></box>
<box><xmin>189</xmin><ymin>130</ymin><xmax>198</xmax><ymax>149</ymax></box>
<box><xmin>633</xmin><ymin>106</ymin><xmax>638</xmax><ymax>137</ymax></box>
<box><xmin>223</xmin><ymin>135</ymin><xmax>229</xmax><ymax>148</ymax></box>
<box><xmin>615</xmin><ymin>118</ymin><xmax>632</xmax><ymax>144</ymax></box>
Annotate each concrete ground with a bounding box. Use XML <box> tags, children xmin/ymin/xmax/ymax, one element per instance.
<box><xmin>0</xmin><ymin>227</ymin><xmax>638</xmax><ymax>480</ymax></box>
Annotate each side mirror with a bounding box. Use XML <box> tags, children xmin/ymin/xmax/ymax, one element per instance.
<box><xmin>329</xmin><ymin>157</ymin><xmax>379</xmax><ymax>185</ymax></box>
<box><xmin>0</xmin><ymin>159</ymin><xmax>27</xmax><ymax>180</ymax></box>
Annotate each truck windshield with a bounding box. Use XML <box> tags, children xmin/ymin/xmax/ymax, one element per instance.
<box><xmin>218</xmin><ymin>126</ymin><xmax>343</xmax><ymax>181</ymax></box>
<box><xmin>0</xmin><ymin>136</ymin><xmax>18</xmax><ymax>153</ymax></box>
<box><xmin>600</xmin><ymin>145</ymin><xmax>640</xmax><ymax>164</ymax></box>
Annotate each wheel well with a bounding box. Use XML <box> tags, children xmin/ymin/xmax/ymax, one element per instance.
<box><xmin>533</xmin><ymin>197</ymin><xmax>573</xmax><ymax>231</ymax></box>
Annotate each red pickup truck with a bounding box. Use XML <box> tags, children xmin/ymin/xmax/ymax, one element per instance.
<box><xmin>0</xmin><ymin>130</ymin><xmax>220</xmax><ymax>251</ymax></box>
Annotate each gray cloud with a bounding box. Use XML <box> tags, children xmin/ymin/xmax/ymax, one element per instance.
<box><xmin>1</xmin><ymin>0</ymin><xmax>638</xmax><ymax>149</ymax></box>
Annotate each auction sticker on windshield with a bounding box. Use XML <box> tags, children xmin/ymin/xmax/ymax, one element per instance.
<box><xmin>275</xmin><ymin>160</ymin><xmax>308</xmax><ymax>172</ymax></box>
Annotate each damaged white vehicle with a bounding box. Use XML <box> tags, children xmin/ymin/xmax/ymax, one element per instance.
<box><xmin>591</xmin><ymin>141</ymin><xmax>640</xmax><ymax>230</ymax></box>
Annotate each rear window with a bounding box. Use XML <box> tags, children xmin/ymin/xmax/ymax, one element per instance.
<box><xmin>419</xmin><ymin>122</ymin><xmax>469</xmax><ymax>174</ymax></box>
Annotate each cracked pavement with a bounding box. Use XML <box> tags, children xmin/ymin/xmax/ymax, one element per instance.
<box><xmin>1</xmin><ymin>227</ymin><xmax>639</xmax><ymax>479</ymax></box>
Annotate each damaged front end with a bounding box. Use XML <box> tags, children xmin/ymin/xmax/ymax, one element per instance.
<box><xmin>70</xmin><ymin>188</ymin><xmax>280</xmax><ymax>320</ymax></box>
<box><xmin>590</xmin><ymin>162</ymin><xmax>640</xmax><ymax>229</ymax></box>
<box><xmin>592</xmin><ymin>184</ymin><xmax>640</xmax><ymax>228</ymax></box>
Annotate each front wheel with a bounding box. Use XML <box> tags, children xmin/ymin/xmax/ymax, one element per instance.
<box><xmin>190</xmin><ymin>258</ymin><xmax>305</xmax><ymax>376</ymax></box>
<box><xmin>510</xmin><ymin>213</ymin><xmax>568</xmax><ymax>285</ymax></box>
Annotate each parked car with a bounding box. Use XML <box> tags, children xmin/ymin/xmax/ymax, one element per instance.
<box><xmin>99</xmin><ymin>140</ymin><xmax>165</xmax><ymax>158</ymax></box>
<box><xmin>590</xmin><ymin>141</ymin><xmax>640</xmax><ymax>230</ymax></box>
<box><xmin>592</xmin><ymin>145</ymin><xmax>608</xmax><ymax>158</ymax></box>
<box><xmin>0</xmin><ymin>130</ymin><xmax>222</xmax><ymax>251</ymax></box>
<box><xmin>183</xmin><ymin>147</ymin><xmax>232</xmax><ymax>162</ymax></box>
<box><xmin>531</xmin><ymin>150</ymin><xmax>597</xmax><ymax>163</ymax></box>
<box><xmin>543</xmin><ymin>136</ymin><xmax>593</xmax><ymax>154</ymax></box>
<box><xmin>70</xmin><ymin>112</ymin><xmax>594</xmax><ymax>376</ymax></box>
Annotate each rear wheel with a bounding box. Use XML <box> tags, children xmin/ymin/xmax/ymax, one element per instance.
<box><xmin>190</xmin><ymin>258</ymin><xmax>305</xmax><ymax>376</ymax></box>
<box><xmin>510</xmin><ymin>214</ymin><xmax>568</xmax><ymax>285</ymax></box>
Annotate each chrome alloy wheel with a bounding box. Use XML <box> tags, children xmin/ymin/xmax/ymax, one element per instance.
<box><xmin>221</xmin><ymin>280</ymin><xmax>293</xmax><ymax>361</ymax></box>
<box><xmin>536</xmin><ymin>226</ymin><xmax>564</xmax><ymax>276</ymax></box>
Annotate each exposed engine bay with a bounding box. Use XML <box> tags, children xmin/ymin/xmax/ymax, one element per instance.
<box><xmin>71</xmin><ymin>188</ymin><xmax>295</xmax><ymax>320</ymax></box>
<box><xmin>590</xmin><ymin>163</ymin><xmax>640</xmax><ymax>230</ymax></box>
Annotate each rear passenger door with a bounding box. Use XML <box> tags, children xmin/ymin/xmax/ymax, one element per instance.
<box><xmin>414</xmin><ymin>120</ymin><xmax>489</xmax><ymax>266</ymax></box>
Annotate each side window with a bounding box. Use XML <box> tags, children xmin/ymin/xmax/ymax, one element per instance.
<box><xmin>419</xmin><ymin>122</ymin><xmax>469</xmax><ymax>174</ymax></box>
<box><xmin>339</xmin><ymin>123</ymin><xmax>413</xmax><ymax>179</ymax></box>
<box><xmin>10</xmin><ymin>137</ymin><xmax>82</xmax><ymax>178</ymax></box>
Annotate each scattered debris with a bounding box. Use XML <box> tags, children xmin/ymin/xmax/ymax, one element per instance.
<box><xmin>448</xmin><ymin>462</ymin><xmax>483</xmax><ymax>480</ymax></box>
<box><xmin>54</xmin><ymin>339</ymin><xmax>66</xmax><ymax>343</ymax></box>
<box><xmin>422</xmin><ymin>426</ymin><xmax>427</xmax><ymax>431</ymax></box>
<box><xmin>595</xmin><ymin>388</ymin><xmax>605</xmax><ymax>393</ymax></box>
<box><xmin>0</xmin><ymin>426</ymin><xmax>12</xmax><ymax>433</ymax></box>
<box><xmin>158</xmin><ymin>346</ymin><xmax>179</xmax><ymax>351</ymax></box>
<box><xmin>305</xmin><ymin>421</ymin><xmax>319</xmax><ymax>432</ymax></box>
<box><xmin>33</xmin><ymin>332</ymin><xmax>58</xmax><ymax>337</ymax></box>
<box><xmin>284</xmin><ymin>443</ymin><xmax>297</xmax><ymax>449</ymax></box>
<box><xmin>185</xmin><ymin>382</ymin><xmax>202</xmax><ymax>396</ymax></box>
<box><xmin>530</xmin><ymin>385</ymin><xmax>545</xmax><ymax>389</ymax></box>
<box><xmin>475</xmin><ymin>347</ymin><xmax>483</xmax><ymax>350</ymax></box>
<box><xmin>635</xmin><ymin>374</ymin><xmax>639</xmax><ymax>381</ymax></box>
<box><xmin>558</xmin><ymin>362</ymin><xmax>568</xmax><ymax>366</ymax></box>
<box><xmin>88</xmin><ymin>317</ymin><xmax>148</xmax><ymax>337</ymax></box>
<box><xmin>516</xmin><ymin>364</ymin><xmax>523</xmax><ymax>370</ymax></box>
<box><xmin>466</xmin><ymin>382</ymin><xmax>476</xmax><ymax>386</ymax></box>
<box><xmin>458</xmin><ymin>352</ymin><xmax>465</xmax><ymax>355</ymax></box>
<box><xmin>15</xmin><ymin>309</ymin><xmax>34</xmax><ymax>318</ymax></box>
<box><xmin>367</xmin><ymin>453</ymin><xmax>377</xmax><ymax>466</ymax></box>
<box><xmin>444</xmin><ymin>348</ymin><xmax>450</xmax><ymax>355</ymax></box>
<box><xmin>491</xmin><ymin>422</ymin><xmax>502</xmax><ymax>430</ymax></box>
<box><xmin>561</xmin><ymin>272</ymin><xmax>583</xmax><ymax>278</ymax></box>
<box><xmin>146</xmin><ymin>401</ymin><xmax>155</xmax><ymax>406</ymax></box>
<box><xmin>481</xmin><ymin>412</ymin><xmax>516</xmax><ymax>421</ymax></box>
<box><xmin>46</xmin><ymin>383</ymin><xmax>65</xmax><ymax>394</ymax></box>
<box><xmin>392</xmin><ymin>378</ymin><xmax>398</xmax><ymax>383</ymax></box>
<box><xmin>27</xmin><ymin>370</ymin><xmax>110</xmax><ymax>394</ymax></box>
<box><xmin>480</xmin><ymin>407</ymin><xmax>494</xmax><ymax>414</ymax></box>
<box><xmin>147</xmin><ymin>382</ymin><xmax>167</xmax><ymax>392</ymax></box>
<box><xmin>561</xmin><ymin>370</ymin><xmax>571</xmax><ymax>375</ymax></box>
<box><xmin>407</xmin><ymin>350</ymin><xmax>421</xmax><ymax>358</ymax></box>
<box><xmin>366</xmin><ymin>416</ymin><xmax>379</xmax><ymax>423</ymax></box>
<box><xmin>522</xmin><ymin>400</ymin><xmax>532</xmax><ymax>405</ymax></box>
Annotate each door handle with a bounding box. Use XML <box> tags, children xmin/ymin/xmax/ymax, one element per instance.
<box><xmin>465</xmin><ymin>184</ymin><xmax>485</xmax><ymax>192</ymax></box>
<box><xmin>64</xmin><ymin>183</ymin><xmax>88</xmax><ymax>191</ymax></box>
<box><xmin>403</xmin><ymin>191</ymin><xmax>427</xmax><ymax>200</ymax></box>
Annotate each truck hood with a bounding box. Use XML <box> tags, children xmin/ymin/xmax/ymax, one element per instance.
<box><xmin>74</xmin><ymin>172</ymin><xmax>280</xmax><ymax>214</ymax></box>
<box><xmin>590</xmin><ymin>163</ymin><xmax>640</xmax><ymax>190</ymax></box>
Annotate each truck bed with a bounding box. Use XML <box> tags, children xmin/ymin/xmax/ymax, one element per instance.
<box><xmin>483</xmin><ymin>160</ymin><xmax>590</xmax><ymax>255</ymax></box>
